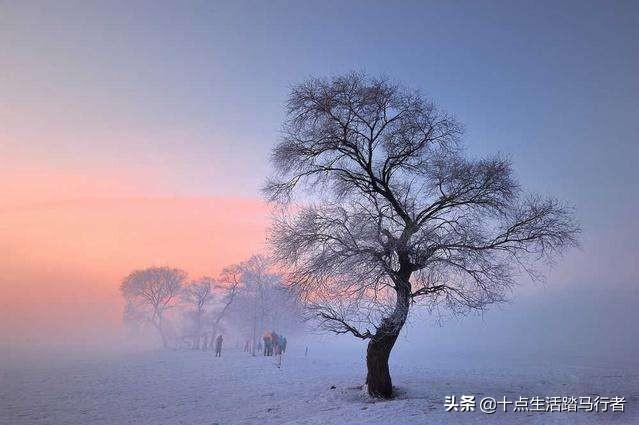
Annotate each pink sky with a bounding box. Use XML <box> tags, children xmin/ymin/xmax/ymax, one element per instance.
<box><xmin>0</xmin><ymin>164</ymin><xmax>269</xmax><ymax>344</ymax></box>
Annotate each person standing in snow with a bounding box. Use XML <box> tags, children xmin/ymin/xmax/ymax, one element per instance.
<box><xmin>266</xmin><ymin>333</ymin><xmax>276</xmax><ymax>356</ymax></box>
<box><xmin>214</xmin><ymin>335</ymin><xmax>223</xmax><ymax>357</ymax></box>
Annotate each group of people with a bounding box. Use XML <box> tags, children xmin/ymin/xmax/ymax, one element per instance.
<box><xmin>183</xmin><ymin>334</ymin><xmax>224</xmax><ymax>356</ymax></box>
<box><xmin>262</xmin><ymin>331</ymin><xmax>287</xmax><ymax>356</ymax></box>
<box><xmin>241</xmin><ymin>331</ymin><xmax>287</xmax><ymax>356</ymax></box>
<box><xmin>189</xmin><ymin>331</ymin><xmax>291</xmax><ymax>358</ymax></box>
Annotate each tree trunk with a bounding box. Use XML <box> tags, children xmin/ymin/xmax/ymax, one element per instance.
<box><xmin>365</xmin><ymin>282</ymin><xmax>410</xmax><ymax>399</ymax></box>
<box><xmin>194</xmin><ymin>316</ymin><xmax>201</xmax><ymax>350</ymax></box>
<box><xmin>366</xmin><ymin>326</ymin><xmax>399</xmax><ymax>398</ymax></box>
<box><xmin>160</xmin><ymin>329</ymin><xmax>168</xmax><ymax>348</ymax></box>
<box><xmin>251</xmin><ymin>316</ymin><xmax>257</xmax><ymax>356</ymax></box>
<box><xmin>156</xmin><ymin>318</ymin><xmax>169</xmax><ymax>349</ymax></box>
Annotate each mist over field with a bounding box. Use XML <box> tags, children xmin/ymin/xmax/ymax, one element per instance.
<box><xmin>3</xmin><ymin>278</ymin><xmax>638</xmax><ymax>368</ymax></box>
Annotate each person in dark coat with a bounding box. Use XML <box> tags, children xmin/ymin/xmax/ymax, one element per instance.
<box><xmin>263</xmin><ymin>333</ymin><xmax>272</xmax><ymax>356</ymax></box>
<box><xmin>271</xmin><ymin>333</ymin><xmax>281</xmax><ymax>355</ymax></box>
<box><xmin>214</xmin><ymin>335</ymin><xmax>223</xmax><ymax>357</ymax></box>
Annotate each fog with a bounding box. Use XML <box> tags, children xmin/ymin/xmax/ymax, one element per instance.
<box><xmin>3</xmin><ymin>260</ymin><xmax>637</xmax><ymax>372</ymax></box>
<box><xmin>1</xmin><ymin>193</ymin><xmax>636</xmax><ymax>385</ymax></box>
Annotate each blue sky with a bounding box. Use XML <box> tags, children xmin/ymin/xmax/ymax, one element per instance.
<box><xmin>3</xmin><ymin>1</ymin><xmax>637</xmax><ymax>198</ymax></box>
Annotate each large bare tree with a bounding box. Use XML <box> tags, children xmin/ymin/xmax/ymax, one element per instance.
<box><xmin>121</xmin><ymin>266</ymin><xmax>186</xmax><ymax>348</ymax></box>
<box><xmin>264</xmin><ymin>72</ymin><xmax>579</xmax><ymax>398</ymax></box>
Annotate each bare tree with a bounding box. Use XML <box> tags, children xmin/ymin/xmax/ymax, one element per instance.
<box><xmin>120</xmin><ymin>266</ymin><xmax>187</xmax><ymax>348</ymax></box>
<box><xmin>206</xmin><ymin>267</ymin><xmax>240</xmax><ymax>346</ymax></box>
<box><xmin>225</xmin><ymin>255</ymin><xmax>302</xmax><ymax>355</ymax></box>
<box><xmin>182</xmin><ymin>276</ymin><xmax>216</xmax><ymax>349</ymax></box>
<box><xmin>264</xmin><ymin>72</ymin><xmax>580</xmax><ymax>398</ymax></box>
<box><xmin>225</xmin><ymin>256</ymin><xmax>276</xmax><ymax>355</ymax></box>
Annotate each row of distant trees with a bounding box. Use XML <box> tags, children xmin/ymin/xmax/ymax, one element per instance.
<box><xmin>120</xmin><ymin>255</ymin><xmax>302</xmax><ymax>350</ymax></box>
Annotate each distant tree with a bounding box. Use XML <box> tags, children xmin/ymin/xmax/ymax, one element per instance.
<box><xmin>265</xmin><ymin>72</ymin><xmax>580</xmax><ymax>398</ymax></box>
<box><xmin>120</xmin><ymin>266</ymin><xmax>186</xmax><ymax>348</ymax></box>
<box><xmin>207</xmin><ymin>268</ymin><xmax>240</xmax><ymax>346</ymax></box>
<box><xmin>181</xmin><ymin>276</ymin><xmax>216</xmax><ymax>349</ymax></box>
<box><xmin>226</xmin><ymin>255</ymin><xmax>302</xmax><ymax>355</ymax></box>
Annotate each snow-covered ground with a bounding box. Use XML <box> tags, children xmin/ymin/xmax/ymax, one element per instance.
<box><xmin>2</xmin><ymin>342</ymin><xmax>638</xmax><ymax>424</ymax></box>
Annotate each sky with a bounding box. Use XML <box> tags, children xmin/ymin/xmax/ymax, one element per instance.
<box><xmin>1</xmin><ymin>1</ymin><xmax>637</xmax><ymax>360</ymax></box>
